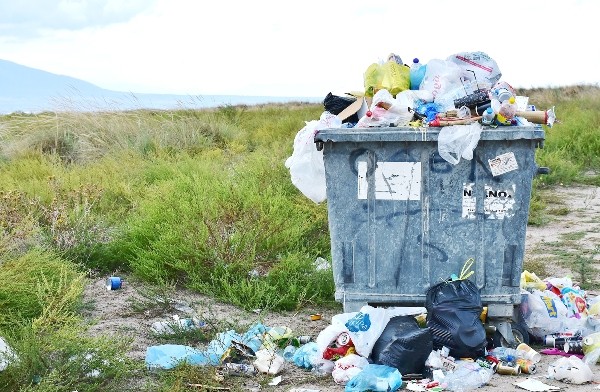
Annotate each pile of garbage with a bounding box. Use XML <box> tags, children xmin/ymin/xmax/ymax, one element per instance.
<box><xmin>141</xmin><ymin>269</ymin><xmax>599</xmax><ymax>391</ymax></box>
<box><xmin>329</xmin><ymin>51</ymin><xmax>556</xmax><ymax>130</ymax></box>
<box><xmin>285</xmin><ymin>50</ymin><xmax>558</xmax><ymax>204</ymax></box>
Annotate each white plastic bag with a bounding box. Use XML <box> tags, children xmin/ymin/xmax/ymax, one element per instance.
<box><xmin>284</xmin><ymin>111</ymin><xmax>341</xmax><ymax>203</ymax></box>
<box><xmin>520</xmin><ymin>289</ymin><xmax>569</xmax><ymax>338</ymax></box>
<box><xmin>548</xmin><ymin>356</ymin><xmax>593</xmax><ymax>384</ymax></box>
<box><xmin>343</xmin><ymin>305</ymin><xmax>390</xmax><ymax>358</ymax></box>
<box><xmin>437</xmin><ymin>123</ymin><xmax>482</xmax><ymax>165</ymax></box>
<box><xmin>253</xmin><ymin>349</ymin><xmax>285</xmax><ymax>375</ymax></box>
<box><xmin>447</xmin><ymin>51</ymin><xmax>502</xmax><ymax>85</ymax></box>
<box><xmin>332</xmin><ymin>354</ymin><xmax>370</xmax><ymax>385</ymax></box>
<box><xmin>356</xmin><ymin>89</ymin><xmax>413</xmax><ymax>128</ymax></box>
<box><xmin>0</xmin><ymin>337</ymin><xmax>16</xmax><ymax>372</ymax></box>
<box><xmin>419</xmin><ymin>59</ymin><xmax>463</xmax><ymax>106</ymax></box>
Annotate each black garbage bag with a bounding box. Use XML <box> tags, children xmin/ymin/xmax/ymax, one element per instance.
<box><xmin>425</xmin><ymin>278</ymin><xmax>487</xmax><ymax>359</ymax></box>
<box><xmin>323</xmin><ymin>92</ymin><xmax>360</xmax><ymax>124</ymax></box>
<box><xmin>370</xmin><ymin>315</ymin><xmax>433</xmax><ymax>376</ymax></box>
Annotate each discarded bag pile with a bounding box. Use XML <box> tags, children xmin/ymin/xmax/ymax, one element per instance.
<box><xmin>333</xmin><ymin>51</ymin><xmax>556</xmax><ymax>130</ymax></box>
<box><xmin>143</xmin><ymin>269</ymin><xmax>599</xmax><ymax>391</ymax></box>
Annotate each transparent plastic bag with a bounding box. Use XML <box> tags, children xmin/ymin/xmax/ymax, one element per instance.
<box><xmin>442</xmin><ymin>361</ymin><xmax>494</xmax><ymax>391</ymax></box>
<box><xmin>437</xmin><ymin>123</ymin><xmax>482</xmax><ymax>165</ymax></box>
<box><xmin>420</xmin><ymin>59</ymin><xmax>463</xmax><ymax>105</ymax></box>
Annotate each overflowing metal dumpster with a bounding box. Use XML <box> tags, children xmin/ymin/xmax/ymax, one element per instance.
<box><xmin>315</xmin><ymin>125</ymin><xmax>546</xmax><ymax>345</ymax></box>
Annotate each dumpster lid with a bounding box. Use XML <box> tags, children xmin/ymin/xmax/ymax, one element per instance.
<box><xmin>314</xmin><ymin>126</ymin><xmax>545</xmax><ymax>143</ymax></box>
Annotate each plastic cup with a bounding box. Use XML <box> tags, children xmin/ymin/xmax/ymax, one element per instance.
<box><xmin>517</xmin><ymin>343</ymin><xmax>541</xmax><ymax>363</ymax></box>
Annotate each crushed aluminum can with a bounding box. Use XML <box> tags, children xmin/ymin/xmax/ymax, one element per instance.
<box><xmin>516</xmin><ymin>358</ymin><xmax>536</xmax><ymax>374</ymax></box>
<box><xmin>298</xmin><ymin>335</ymin><xmax>311</xmax><ymax>344</ymax></box>
<box><xmin>222</xmin><ymin>362</ymin><xmax>256</xmax><ymax>376</ymax></box>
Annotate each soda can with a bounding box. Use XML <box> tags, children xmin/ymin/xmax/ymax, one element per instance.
<box><xmin>497</xmin><ymin>362</ymin><xmax>521</xmax><ymax>375</ymax></box>
<box><xmin>222</xmin><ymin>362</ymin><xmax>256</xmax><ymax>376</ymax></box>
<box><xmin>516</xmin><ymin>358</ymin><xmax>536</xmax><ymax>374</ymax></box>
<box><xmin>298</xmin><ymin>335</ymin><xmax>311</xmax><ymax>344</ymax></box>
<box><xmin>543</xmin><ymin>334</ymin><xmax>582</xmax><ymax>347</ymax></box>
<box><xmin>336</xmin><ymin>332</ymin><xmax>351</xmax><ymax>347</ymax></box>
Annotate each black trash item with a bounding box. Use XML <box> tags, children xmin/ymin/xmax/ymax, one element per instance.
<box><xmin>425</xmin><ymin>278</ymin><xmax>487</xmax><ymax>359</ymax></box>
<box><xmin>323</xmin><ymin>92</ymin><xmax>360</xmax><ymax>124</ymax></box>
<box><xmin>370</xmin><ymin>315</ymin><xmax>433</xmax><ymax>376</ymax></box>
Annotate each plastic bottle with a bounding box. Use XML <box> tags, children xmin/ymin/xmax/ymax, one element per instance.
<box><xmin>489</xmin><ymin>346</ymin><xmax>527</xmax><ymax>362</ymax></box>
<box><xmin>481</xmin><ymin>107</ymin><xmax>495</xmax><ymax>126</ymax></box>
<box><xmin>496</xmin><ymin>96</ymin><xmax>517</xmax><ymax>125</ymax></box>
<box><xmin>150</xmin><ymin>316</ymin><xmax>205</xmax><ymax>335</ymax></box>
<box><xmin>443</xmin><ymin>363</ymin><xmax>494</xmax><ymax>392</ymax></box>
<box><xmin>410</xmin><ymin>58</ymin><xmax>426</xmax><ymax>90</ymax></box>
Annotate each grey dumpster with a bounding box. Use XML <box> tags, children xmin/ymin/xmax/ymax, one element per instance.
<box><xmin>314</xmin><ymin>125</ymin><xmax>545</xmax><ymax>345</ymax></box>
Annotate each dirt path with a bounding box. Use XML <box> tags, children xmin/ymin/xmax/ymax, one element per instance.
<box><xmin>82</xmin><ymin>185</ymin><xmax>600</xmax><ymax>391</ymax></box>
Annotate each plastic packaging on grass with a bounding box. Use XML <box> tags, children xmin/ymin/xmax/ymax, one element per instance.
<box><xmin>344</xmin><ymin>364</ymin><xmax>402</xmax><ymax>392</ymax></box>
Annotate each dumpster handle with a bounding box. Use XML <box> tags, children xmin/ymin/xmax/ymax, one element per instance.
<box><xmin>315</xmin><ymin>141</ymin><xmax>324</xmax><ymax>151</ymax></box>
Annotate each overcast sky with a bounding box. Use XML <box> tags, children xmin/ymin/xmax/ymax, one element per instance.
<box><xmin>1</xmin><ymin>0</ymin><xmax>597</xmax><ymax>97</ymax></box>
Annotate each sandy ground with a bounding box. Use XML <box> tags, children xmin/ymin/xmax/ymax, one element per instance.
<box><xmin>82</xmin><ymin>185</ymin><xmax>600</xmax><ymax>391</ymax></box>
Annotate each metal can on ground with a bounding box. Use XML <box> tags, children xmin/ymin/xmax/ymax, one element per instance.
<box><xmin>497</xmin><ymin>362</ymin><xmax>521</xmax><ymax>375</ymax></box>
<box><xmin>516</xmin><ymin>358</ymin><xmax>536</xmax><ymax>374</ymax></box>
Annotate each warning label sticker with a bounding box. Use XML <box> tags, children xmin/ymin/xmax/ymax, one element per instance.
<box><xmin>489</xmin><ymin>152</ymin><xmax>518</xmax><ymax>176</ymax></box>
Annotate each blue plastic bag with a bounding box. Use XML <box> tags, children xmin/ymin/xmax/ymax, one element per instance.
<box><xmin>345</xmin><ymin>364</ymin><xmax>403</xmax><ymax>392</ymax></box>
<box><xmin>145</xmin><ymin>344</ymin><xmax>209</xmax><ymax>370</ymax></box>
<box><xmin>292</xmin><ymin>341</ymin><xmax>319</xmax><ymax>369</ymax></box>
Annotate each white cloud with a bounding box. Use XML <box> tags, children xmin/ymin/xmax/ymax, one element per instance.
<box><xmin>0</xmin><ymin>0</ymin><xmax>156</xmax><ymax>36</ymax></box>
<box><xmin>0</xmin><ymin>0</ymin><xmax>598</xmax><ymax>97</ymax></box>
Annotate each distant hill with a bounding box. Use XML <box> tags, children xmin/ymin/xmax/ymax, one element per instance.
<box><xmin>0</xmin><ymin>59</ymin><xmax>320</xmax><ymax>114</ymax></box>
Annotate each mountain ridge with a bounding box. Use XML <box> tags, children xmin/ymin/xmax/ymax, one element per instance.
<box><xmin>0</xmin><ymin>59</ymin><xmax>320</xmax><ymax>114</ymax></box>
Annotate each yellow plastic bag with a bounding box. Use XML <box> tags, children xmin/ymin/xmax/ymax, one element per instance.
<box><xmin>381</xmin><ymin>61</ymin><xmax>410</xmax><ymax>96</ymax></box>
<box><xmin>520</xmin><ymin>270</ymin><xmax>547</xmax><ymax>291</ymax></box>
<box><xmin>363</xmin><ymin>61</ymin><xmax>410</xmax><ymax>97</ymax></box>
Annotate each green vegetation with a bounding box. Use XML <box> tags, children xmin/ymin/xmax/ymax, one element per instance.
<box><xmin>0</xmin><ymin>87</ymin><xmax>599</xmax><ymax>390</ymax></box>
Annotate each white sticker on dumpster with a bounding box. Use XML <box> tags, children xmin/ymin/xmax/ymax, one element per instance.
<box><xmin>489</xmin><ymin>152</ymin><xmax>518</xmax><ymax>176</ymax></box>
<box><xmin>358</xmin><ymin>161</ymin><xmax>368</xmax><ymax>199</ymax></box>
<box><xmin>462</xmin><ymin>183</ymin><xmax>476</xmax><ymax>219</ymax></box>
<box><xmin>484</xmin><ymin>184</ymin><xmax>516</xmax><ymax>219</ymax></box>
<box><xmin>357</xmin><ymin>161</ymin><xmax>421</xmax><ymax>200</ymax></box>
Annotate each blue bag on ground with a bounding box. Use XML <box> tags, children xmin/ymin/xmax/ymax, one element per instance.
<box><xmin>369</xmin><ymin>315</ymin><xmax>433</xmax><ymax>376</ymax></box>
<box><xmin>345</xmin><ymin>364</ymin><xmax>402</xmax><ymax>392</ymax></box>
<box><xmin>292</xmin><ymin>341</ymin><xmax>319</xmax><ymax>369</ymax></box>
<box><xmin>425</xmin><ymin>278</ymin><xmax>487</xmax><ymax>358</ymax></box>
<box><xmin>145</xmin><ymin>344</ymin><xmax>209</xmax><ymax>369</ymax></box>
